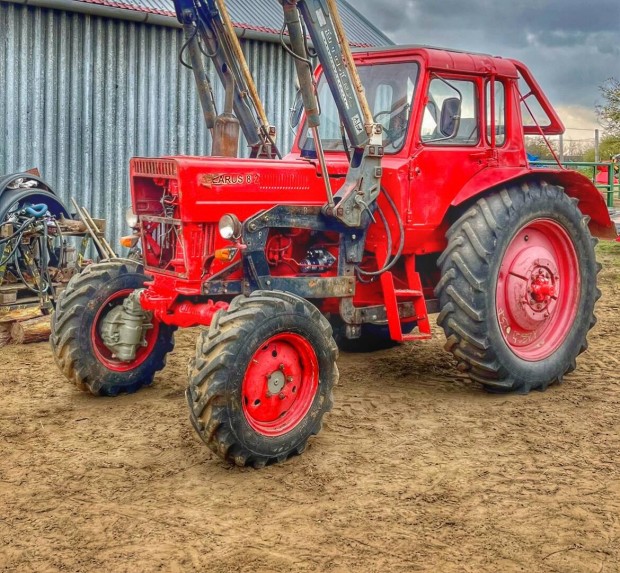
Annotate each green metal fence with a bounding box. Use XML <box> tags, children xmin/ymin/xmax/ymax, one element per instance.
<box><xmin>531</xmin><ymin>161</ymin><xmax>619</xmax><ymax>207</ymax></box>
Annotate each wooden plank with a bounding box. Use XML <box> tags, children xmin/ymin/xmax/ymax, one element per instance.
<box><xmin>0</xmin><ymin>283</ymin><xmax>28</xmax><ymax>292</ymax></box>
<box><xmin>0</xmin><ymin>306</ymin><xmax>42</xmax><ymax>324</ymax></box>
<box><xmin>0</xmin><ymin>298</ymin><xmax>42</xmax><ymax>312</ymax></box>
<box><xmin>58</xmin><ymin>216</ymin><xmax>88</xmax><ymax>233</ymax></box>
<box><xmin>0</xmin><ymin>290</ymin><xmax>17</xmax><ymax>304</ymax></box>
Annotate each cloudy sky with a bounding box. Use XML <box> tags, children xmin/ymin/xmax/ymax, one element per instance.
<box><xmin>354</xmin><ymin>0</ymin><xmax>620</xmax><ymax>139</ymax></box>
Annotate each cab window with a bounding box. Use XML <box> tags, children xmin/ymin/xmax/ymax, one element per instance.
<box><xmin>421</xmin><ymin>77</ymin><xmax>479</xmax><ymax>145</ymax></box>
<box><xmin>299</xmin><ymin>62</ymin><xmax>419</xmax><ymax>154</ymax></box>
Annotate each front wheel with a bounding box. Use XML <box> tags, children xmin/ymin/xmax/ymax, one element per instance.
<box><xmin>50</xmin><ymin>260</ymin><xmax>175</xmax><ymax>396</ymax></box>
<box><xmin>436</xmin><ymin>181</ymin><xmax>600</xmax><ymax>393</ymax></box>
<box><xmin>187</xmin><ymin>290</ymin><xmax>338</xmax><ymax>467</ymax></box>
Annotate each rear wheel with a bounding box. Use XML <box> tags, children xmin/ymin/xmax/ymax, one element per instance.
<box><xmin>187</xmin><ymin>290</ymin><xmax>338</xmax><ymax>467</ymax></box>
<box><xmin>50</xmin><ymin>260</ymin><xmax>175</xmax><ymax>396</ymax></box>
<box><xmin>436</xmin><ymin>181</ymin><xmax>600</xmax><ymax>393</ymax></box>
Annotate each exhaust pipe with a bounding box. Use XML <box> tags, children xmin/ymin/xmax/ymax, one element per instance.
<box><xmin>211</xmin><ymin>64</ymin><xmax>240</xmax><ymax>157</ymax></box>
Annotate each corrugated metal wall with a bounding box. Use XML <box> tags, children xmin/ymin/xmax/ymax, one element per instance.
<box><xmin>0</xmin><ymin>2</ymin><xmax>299</xmax><ymax>245</ymax></box>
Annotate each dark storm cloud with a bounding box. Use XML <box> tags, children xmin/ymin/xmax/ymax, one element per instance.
<box><xmin>353</xmin><ymin>0</ymin><xmax>620</xmax><ymax>110</ymax></box>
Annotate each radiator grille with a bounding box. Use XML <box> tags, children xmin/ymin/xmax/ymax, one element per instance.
<box><xmin>132</xmin><ymin>159</ymin><xmax>177</xmax><ymax>177</ymax></box>
<box><xmin>141</xmin><ymin>216</ymin><xmax>216</xmax><ymax>279</ymax></box>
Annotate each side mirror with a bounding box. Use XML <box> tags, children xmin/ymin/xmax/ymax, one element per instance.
<box><xmin>289</xmin><ymin>89</ymin><xmax>304</xmax><ymax>129</ymax></box>
<box><xmin>439</xmin><ymin>97</ymin><xmax>461</xmax><ymax>138</ymax></box>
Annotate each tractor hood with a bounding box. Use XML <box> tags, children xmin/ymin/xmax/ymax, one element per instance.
<box><xmin>130</xmin><ymin>156</ymin><xmax>330</xmax><ymax>224</ymax></box>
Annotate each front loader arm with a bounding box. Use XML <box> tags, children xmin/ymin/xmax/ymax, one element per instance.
<box><xmin>174</xmin><ymin>0</ymin><xmax>279</xmax><ymax>157</ymax></box>
<box><xmin>281</xmin><ymin>0</ymin><xmax>383</xmax><ymax>228</ymax></box>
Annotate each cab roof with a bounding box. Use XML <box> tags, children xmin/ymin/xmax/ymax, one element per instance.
<box><xmin>352</xmin><ymin>44</ymin><xmax>520</xmax><ymax>79</ymax></box>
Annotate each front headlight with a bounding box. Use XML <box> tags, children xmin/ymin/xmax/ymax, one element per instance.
<box><xmin>125</xmin><ymin>207</ymin><xmax>138</xmax><ymax>228</ymax></box>
<box><xmin>218</xmin><ymin>214</ymin><xmax>242</xmax><ymax>240</ymax></box>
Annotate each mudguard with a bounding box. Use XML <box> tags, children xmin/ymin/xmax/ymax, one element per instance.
<box><xmin>452</xmin><ymin>167</ymin><xmax>617</xmax><ymax>240</ymax></box>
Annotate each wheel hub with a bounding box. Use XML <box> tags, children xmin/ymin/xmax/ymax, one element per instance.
<box><xmin>242</xmin><ymin>333</ymin><xmax>318</xmax><ymax>437</ymax></box>
<box><xmin>529</xmin><ymin>268</ymin><xmax>556</xmax><ymax>304</ymax></box>
<box><xmin>266</xmin><ymin>367</ymin><xmax>287</xmax><ymax>395</ymax></box>
<box><xmin>504</xmin><ymin>253</ymin><xmax>560</xmax><ymax>332</ymax></box>
<box><xmin>496</xmin><ymin>219</ymin><xmax>580</xmax><ymax>361</ymax></box>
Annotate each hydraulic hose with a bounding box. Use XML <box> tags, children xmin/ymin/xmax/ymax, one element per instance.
<box><xmin>25</xmin><ymin>204</ymin><xmax>48</xmax><ymax>218</ymax></box>
<box><xmin>355</xmin><ymin>187</ymin><xmax>405</xmax><ymax>277</ymax></box>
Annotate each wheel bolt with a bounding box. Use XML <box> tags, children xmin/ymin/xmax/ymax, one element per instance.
<box><xmin>279</xmin><ymin>364</ymin><xmax>285</xmax><ymax>371</ymax></box>
<box><xmin>286</xmin><ymin>376</ymin><xmax>294</xmax><ymax>382</ymax></box>
<box><xmin>279</xmin><ymin>393</ymin><xmax>285</xmax><ymax>400</ymax></box>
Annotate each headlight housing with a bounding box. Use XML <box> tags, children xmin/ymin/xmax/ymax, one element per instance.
<box><xmin>125</xmin><ymin>207</ymin><xmax>138</xmax><ymax>228</ymax></box>
<box><xmin>218</xmin><ymin>214</ymin><xmax>242</xmax><ymax>240</ymax></box>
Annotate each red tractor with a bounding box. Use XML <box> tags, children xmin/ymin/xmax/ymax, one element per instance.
<box><xmin>51</xmin><ymin>0</ymin><xmax>616</xmax><ymax>467</ymax></box>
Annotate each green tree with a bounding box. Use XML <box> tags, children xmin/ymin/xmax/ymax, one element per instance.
<box><xmin>597</xmin><ymin>78</ymin><xmax>620</xmax><ymax>136</ymax></box>
<box><xmin>583</xmin><ymin>135</ymin><xmax>620</xmax><ymax>162</ymax></box>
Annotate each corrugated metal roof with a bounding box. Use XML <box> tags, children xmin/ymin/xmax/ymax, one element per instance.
<box><xmin>68</xmin><ymin>0</ymin><xmax>393</xmax><ymax>46</ymax></box>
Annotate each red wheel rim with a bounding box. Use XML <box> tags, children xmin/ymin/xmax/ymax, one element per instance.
<box><xmin>241</xmin><ymin>333</ymin><xmax>319</xmax><ymax>437</ymax></box>
<box><xmin>495</xmin><ymin>219</ymin><xmax>580</xmax><ymax>361</ymax></box>
<box><xmin>91</xmin><ymin>289</ymin><xmax>159</xmax><ymax>372</ymax></box>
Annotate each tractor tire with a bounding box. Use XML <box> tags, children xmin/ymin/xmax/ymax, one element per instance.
<box><xmin>187</xmin><ymin>290</ymin><xmax>338</xmax><ymax>467</ymax></box>
<box><xmin>436</xmin><ymin>181</ymin><xmax>600</xmax><ymax>394</ymax></box>
<box><xmin>50</xmin><ymin>259</ymin><xmax>175</xmax><ymax>396</ymax></box>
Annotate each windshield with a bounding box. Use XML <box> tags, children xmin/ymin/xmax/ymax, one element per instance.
<box><xmin>299</xmin><ymin>61</ymin><xmax>419</xmax><ymax>155</ymax></box>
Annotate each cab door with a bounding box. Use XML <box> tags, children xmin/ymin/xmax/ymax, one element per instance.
<box><xmin>408</xmin><ymin>74</ymin><xmax>489</xmax><ymax>234</ymax></box>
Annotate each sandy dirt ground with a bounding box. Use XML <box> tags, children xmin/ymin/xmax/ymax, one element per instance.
<box><xmin>1</xmin><ymin>243</ymin><xmax>620</xmax><ymax>573</ymax></box>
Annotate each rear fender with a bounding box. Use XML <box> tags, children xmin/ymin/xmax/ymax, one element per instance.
<box><xmin>451</xmin><ymin>167</ymin><xmax>616</xmax><ymax>240</ymax></box>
